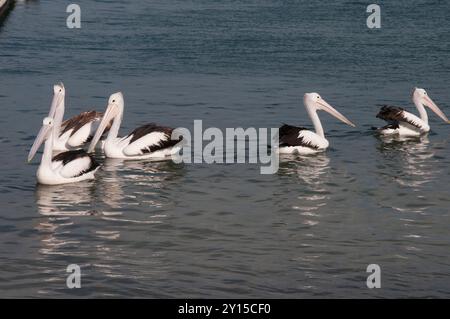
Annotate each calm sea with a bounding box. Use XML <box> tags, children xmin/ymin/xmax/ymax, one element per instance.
<box><xmin>0</xmin><ymin>0</ymin><xmax>449</xmax><ymax>298</ymax></box>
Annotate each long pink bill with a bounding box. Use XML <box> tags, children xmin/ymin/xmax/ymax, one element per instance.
<box><xmin>318</xmin><ymin>98</ymin><xmax>356</xmax><ymax>127</ymax></box>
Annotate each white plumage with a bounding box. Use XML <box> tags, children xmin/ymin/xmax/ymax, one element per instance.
<box><xmin>88</xmin><ymin>93</ymin><xmax>183</xmax><ymax>160</ymax></box>
<box><xmin>376</xmin><ymin>88</ymin><xmax>449</xmax><ymax>137</ymax></box>
<box><xmin>28</xmin><ymin>118</ymin><xmax>100</xmax><ymax>185</ymax></box>
<box><xmin>47</xmin><ymin>83</ymin><xmax>108</xmax><ymax>151</ymax></box>
<box><xmin>277</xmin><ymin>93</ymin><xmax>355</xmax><ymax>155</ymax></box>
<box><xmin>123</xmin><ymin>131</ymin><xmax>169</xmax><ymax>156</ymax></box>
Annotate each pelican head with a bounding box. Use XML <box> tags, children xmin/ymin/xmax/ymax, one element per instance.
<box><xmin>87</xmin><ymin>92</ymin><xmax>124</xmax><ymax>153</ymax></box>
<box><xmin>48</xmin><ymin>82</ymin><xmax>65</xmax><ymax>118</ymax></box>
<box><xmin>304</xmin><ymin>92</ymin><xmax>356</xmax><ymax>127</ymax></box>
<box><xmin>412</xmin><ymin>88</ymin><xmax>449</xmax><ymax>123</ymax></box>
<box><xmin>108</xmin><ymin>92</ymin><xmax>124</xmax><ymax>109</ymax></box>
<box><xmin>27</xmin><ymin>117</ymin><xmax>54</xmax><ymax>162</ymax></box>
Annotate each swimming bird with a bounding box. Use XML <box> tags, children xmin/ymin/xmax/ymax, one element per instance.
<box><xmin>278</xmin><ymin>93</ymin><xmax>356</xmax><ymax>154</ymax></box>
<box><xmin>87</xmin><ymin>92</ymin><xmax>183</xmax><ymax>159</ymax></box>
<box><xmin>27</xmin><ymin>117</ymin><xmax>100</xmax><ymax>185</ymax></box>
<box><xmin>376</xmin><ymin>88</ymin><xmax>449</xmax><ymax>136</ymax></box>
<box><xmin>48</xmin><ymin>83</ymin><xmax>110</xmax><ymax>151</ymax></box>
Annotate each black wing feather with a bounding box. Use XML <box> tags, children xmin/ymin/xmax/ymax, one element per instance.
<box><xmin>279</xmin><ymin>124</ymin><xmax>319</xmax><ymax>150</ymax></box>
<box><xmin>376</xmin><ymin>105</ymin><xmax>424</xmax><ymax>129</ymax></box>
<box><xmin>376</xmin><ymin>105</ymin><xmax>403</xmax><ymax>123</ymax></box>
<box><xmin>52</xmin><ymin>149</ymin><xmax>100</xmax><ymax>177</ymax></box>
<box><xmin>61</xmin><ymin>111</ymin><xmax>111</xmax><ymax>137</ymax></box>
<box><xmin>127</xmin><ymin>123</ymin><xmax>183</xmax><ymax>154</ymax></box>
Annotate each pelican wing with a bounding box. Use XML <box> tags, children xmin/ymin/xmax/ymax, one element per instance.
<box><xmin>66</xmin><ymin>121</ymin><xmax>96</xmax><ymax>147</ymax></box>
<box><xmin>279</xmin><ymin>124</ymin><xmax>324</xmax><ymax>150</ymax></box>
<box><xmin>61</xmin><ymin>111</ymin><xmax>112</xmax><ymax>146</ymax></box>
<box><xmin>52</xmin><ymin>149</ymin><xmax>99</xmax><ymax>178</ymax></box>
<box><xmin>61</xmin><ymin>111</ymin><xmax>102</xmax><ymax>135</ymax></box>
<box><xmin>122</xmin><ymin>123</ymin><xmax>183</xmax><ymax>156</ymax></box>
<box><xmin>376</xmin><ymin>105</ymin><xmax>426</xmax><ymax>130</ymax></box>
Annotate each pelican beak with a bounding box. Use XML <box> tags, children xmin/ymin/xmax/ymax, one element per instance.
<box><xmin>317</xmin><ymin>98</ymin><xmax>356</xmax><ymax>127</ymax></box>
<box><xmin>48</xmin><ymin>84</ymin><xmax>65</xmax><ymax>118</ymax></box>
<box><xmin>28</xmin><ymin>124</ymin><xmax>51</xmax><ymax>162</ymax></box>
<box><xmin>423</xmin><ymin>95</ymin><xmax>449</xmax><ymax>123</ymax></box>
<box><xmin>87</xmin><ymin>103</ymin><xmax>118</xmax><ymax>153</ymax></box>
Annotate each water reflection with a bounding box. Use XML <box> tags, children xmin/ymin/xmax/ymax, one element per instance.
<box><xmin>35</xmin><ymin>181</ymin><xmax>144</xmax><ymax>291</ymax></box>
<box><xmin>374</xmin><ymin>134</ymin><xmax>441</xmax><ymax>223</ymax></box>
<box><xmin>278</xmin><ymin>153</ymin><xmax>331</xmax><ymax>187</ymax></box>
<box><xmin>278</xmin><ymin>154</ymin><xmax>331</xmax><ymax>228</ymax></box>
<box><xmin>376</xmin><ymin>135</ymin><xmax>438</xmax><ymax>189</ymax></box>
<box><xmin>35</xmin><ymin>158</ymin><xmax>185</xmax><ymax>222</ymax></box>
<box><xmin>99</xmin><ymin>158</ymin><xmax>185</xmax><ymax>212</ymax></box>
<box><xmin>35</xmin><ymin>182</ymin><xmax>99</xmax><ymax>258</ymax></box>
<box><xmin>35</xmin><ymin>182</ymin><xmax>97</xmax><ymax>217</ymax></box>
<box><xmin>33</xmin><ymin>158</ymin><xmax>184</xmax><ymax>290</ymax></box>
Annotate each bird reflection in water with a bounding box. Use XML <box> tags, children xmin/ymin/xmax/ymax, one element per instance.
<box><xmin>35</xmin><ymin>181</ymin><xmax>139</xmax><ymax>287</ymax></box>
<box><xmin>35</xmin><ymin>158</ymin><xmax>185</xmax><ymax>224</ymax></box>
<box><xmin>98</xmin><ymin>158</ymin><xmax>185</xmax><ymax>213</ymax></box>
<box><xmin>278</xmin><ymin>153</ymin><xmax>331</xmax><ymax>186</ymax></box>
<box><xmin>35</xmin><ymin>181</ymin><xmax>98</xmax><ymax>217</ymax></box>
<box><xmin>35</xmin><ymin>182</ymin><xmax>101</xmax><ymax>258</ymax></box>
<box><xmin>278</xmin><ymin>153</ymin><xmax>331</xmax><ymax>227</ymax></box>
<box><xmin>34</xmin><ymin>158</ymin><xmax>184</xmax><ymax>288</ymax></box>
<box><xmin>376</xmin><ymin>135</ymin><xmax>438</xmax><ymax>189</ymax></box>
<box><xmin>375</xmin><ymin>134</ymin><xmax>443</xmax><ymax>220</ymax></box>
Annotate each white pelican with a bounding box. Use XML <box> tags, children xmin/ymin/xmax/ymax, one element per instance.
<box><xmin>278</xmin><ymin>93</ymin><xmax>356</xmax><ymax>154</ymax></box>
<box><xmin>87</xmin><ymin>92</ymin><xmax>183</xmax><ymax>159</ymax></box>
<box><xmin>376</xmin><ymin>88</ymin><xmax>449</xmax><ymax>136</ymax></box>
<box><xmin>27</xmin><ymin>117</ymin><xmax>100</xmax><ymax>185</ymax></box>
<box><xmin>48</xmin><ymin>83</ymin><xmax>110</xmax><ymax>151</ymax></box>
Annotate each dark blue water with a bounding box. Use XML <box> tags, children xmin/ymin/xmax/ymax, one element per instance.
<box><xmin>0</xmin><ymin>0</ymin><xmax>449</xmax><ymax>298</ymax></box>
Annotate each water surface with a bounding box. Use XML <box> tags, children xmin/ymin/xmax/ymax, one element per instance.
<box><xmin>0</xmin><ymin>0</ymin><xmax>449</xmax><ymax>298</ymax></box>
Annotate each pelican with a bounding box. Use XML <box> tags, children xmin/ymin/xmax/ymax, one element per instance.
<box><xmin>278</xmin><ymin>93</ymin><xmax>356</xmax><ymax>154</ymax></box>
<box><xmin>87</xmin><ymin>92</ymin><xmax>183</xmax><ymax>159</ymax></box>
<box><xmin>27</xmin><ymin>117</ymin><xmax>100</xmax><ymax>185</ymax></box>
<box><xmin>376</xmin><ymin>88</ymin><xmax>449</xmax><ymax>136</ymax></box>
<box><xmin>47</xmin><ymin>83</ymin><xmax>110</xmax><ymax>151</ymax></box>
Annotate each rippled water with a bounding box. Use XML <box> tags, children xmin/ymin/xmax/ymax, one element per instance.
<box><xmin>1</xmin><ymin>0</ymin><xmax>450</xmax><ymax>298</ymax></box>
